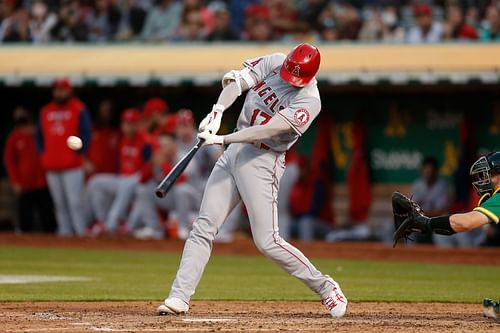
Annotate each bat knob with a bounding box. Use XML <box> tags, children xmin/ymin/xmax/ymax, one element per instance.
<box><xmin>155</xmin><ymin>189</ymin><xmax>166</xmax><ymax>198</ymax></box>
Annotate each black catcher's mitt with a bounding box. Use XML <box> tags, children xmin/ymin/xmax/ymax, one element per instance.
<box><xmin>392</xmin><ymin>191</ymin><xmax>429</xmax><ymax>247</ymax></box>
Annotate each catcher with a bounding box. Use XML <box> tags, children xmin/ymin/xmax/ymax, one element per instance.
<box><xmin>392</xmin><ymin>151</ymin><xmax>500</xmax><ymax>319</ymax></box>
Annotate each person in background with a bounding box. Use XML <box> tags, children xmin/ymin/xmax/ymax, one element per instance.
<box><xmin>87</xmin><ymin>109</ymin><xmax>151</xmax><ymax>236</ymax></box>
<box><xmin>442</xmin><ymin>4</ymin><xmax>478</xmax><ymax>40</ymax></box>
<box><xmin>140</xmin><ymin>0</ymin><xmax>182</xmax><ymax>41</ymax></box>
<box><xmin>406</xmin><ymin>4</ymin><xmax>443</xmax><ymax>43</ymax></box>
<box><xmin>37</xmin><ymin>78</ymin><xmax>91</xmax><ymax>236</ymax></box>
<box><xmin>115</xmin><ymin>0</ymin><xmax>146</xmax><ymax>40</ymax></box>
<box><xmin>1</xmin><ymin>6</ymin><xmax>31</xmax><ymax>42</ymax></box>
<box><xmin>86</xmin><ymin>99</ymin><xmax>121</xmax><ymax>176</ymax></box>
<box><xmin>50</xmin><ymin>0</ymin><xmax>88</xmax><ymax>42</ymax></box>
<box><xmin>4</xmin><ymin>106</ymin><xmax>56</xmax><ymax>233</ymax></box>
<box><xmin>480</xmin><ymin>5</ymin><xmax>500</xmax><ymax>41</ymax></box>
<box><xmin>86</xmin><ymin>0</ymin><xmax>120</xmax><ymax>42</ymax></box>
<box><xmin>29</xmin><ymin>0</ymin><xmax>57</xmax><ymax>43</ymax></box>
<box><xmin>175</xmin><ymin>108</ymin><xmax>223</xmax><ymax>190</ymax></box>
<box><xmin>205</xmin><ymin>3</ymin><xmax>238</xmax><ymax>41</ymax></box>
<box><xmin>289</xmin><ymin>156</ymin><xmax>332</xmax><ymax>241</ymax></box>
<box><xmin>411</xmin><ymin>156</ymin><xmax>482</xmax><ymax>247</ymax></box>
<box><xmin>142</xmin><ymin>97</ymin><xmax>176</xmax><ymax>137</ymax></box>
<box><xmin>358</xmin><ymin>3</ymin><xmax>405</xmax><ymax>42</ymax></box>
<box><xmin>242</xmin><ymin>4</ymin><xmax>274</xmax><ymax>41</ymax></box>
<box><xmin>132</xmin><ymin>131</ymin><xmax>201</xmax><ymax>240</ymax></box>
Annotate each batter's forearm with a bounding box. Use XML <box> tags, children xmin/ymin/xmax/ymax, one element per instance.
<box><xmin>216</xmin><ymin>80</ymin><xmax>248</xmax><ymax>111</ymax></box>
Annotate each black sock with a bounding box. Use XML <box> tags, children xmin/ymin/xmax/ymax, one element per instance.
<box><xmin>426</xmin><ymin>215</ymin><xmax>456</xmax><ymax>235</ymax></box>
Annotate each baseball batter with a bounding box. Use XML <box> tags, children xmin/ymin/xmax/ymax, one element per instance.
<box><xmin>157</xmin><ymin>43</ymin><xmax>347</xmax><ymax>318</ymax></box>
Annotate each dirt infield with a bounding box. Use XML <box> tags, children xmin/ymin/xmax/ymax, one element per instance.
<box><xmin>1</xmin><ymin>234</ymin><xmax>500</xmax><ymax>332</ymax></box>
<box><xmin>1</xmin><ymin>301</ymin><xmax>498</xmax><ymax>333</ymax></box>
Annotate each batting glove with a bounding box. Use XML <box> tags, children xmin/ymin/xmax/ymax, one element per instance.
<box><xmin>198</xmin><ymin>104</ymin><xmax>224</xmax><ymax>134</ymax></box>
<box><xmin>197</xmin><ymin>130</ymin><xmax>224</xmax><ymax>145</ymax></box>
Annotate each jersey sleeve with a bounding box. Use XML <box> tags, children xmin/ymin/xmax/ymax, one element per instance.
<box><xmin>473</xmin><ymin>192</ymin><xmax>500</xmax><ymax>224</ymax></box>
<box><xmin>276</xmin><ymin>94</ymin><xmax>321</xmax><ymax>136</ymax></box>
<box><xmin>243</xmin><ymin>53</ymin><xmax>286</xmax><ymax>84</ymax></box>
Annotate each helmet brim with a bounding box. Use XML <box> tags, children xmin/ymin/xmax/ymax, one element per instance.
<box><xmin>279</xmin><ymin>65</ymin><xmax>312</xmax><ymax>88</ymax></box>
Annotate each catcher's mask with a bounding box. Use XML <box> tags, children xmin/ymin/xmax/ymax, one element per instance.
<box><xmin>470</xmin><ymin>151</ymin><xmax>500</xmax><ymax>196</ymax></box>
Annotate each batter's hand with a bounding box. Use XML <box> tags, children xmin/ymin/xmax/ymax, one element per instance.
<box><xmin>197</xmin><ymin>130</ymin><xmax>224</xmax><ymax>145</ymax></box>
<box><xmin>198</xmin><ymin>104</ymin><xmax>224</xmax><ymax>134</ymax></box>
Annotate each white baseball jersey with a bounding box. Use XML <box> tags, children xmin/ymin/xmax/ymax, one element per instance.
<box><xmin>166</xmin><ymin>51</ymin><xmax>339</xmax><ymax>308</ymax></box>
<box><xmin>237</xmin><ymin>53</ymin><xmax>321</xmax><ymax>152</ymax></box>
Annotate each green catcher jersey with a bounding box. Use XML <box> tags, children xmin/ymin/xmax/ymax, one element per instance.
<box><xmin>474</xmin><ymin>188</ymin><xmax>500</xmax><ymax>224</ymax></box>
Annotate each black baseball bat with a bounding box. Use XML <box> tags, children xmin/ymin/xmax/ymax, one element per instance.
<box><xmin>155</xmin><ymin>139</ymin><xmax>204</xmax><ymax>198</ymax></box>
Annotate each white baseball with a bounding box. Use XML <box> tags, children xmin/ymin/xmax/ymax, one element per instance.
<box><xmin>66</xmin><ymin>136</ymin><xmax>83</xmax><ymax>150</ymax></box>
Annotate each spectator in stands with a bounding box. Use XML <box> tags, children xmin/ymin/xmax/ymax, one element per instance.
<box><xmin>37</xmin><ymin>78</ymin><xmax>91</xmax><ymax>236</ymax></box>
<box><xmin>296</xmin><ymin>0</ymin><xmax>330</xmax><ymax>32</ymax></box>
<box><xmin>3</xmin><ymin>106</ymin><xmax>56</xmax><ymax>233</ymax></box>
<box><xmin>443</xmin><ymin>4</ymin><xmax>478</xmax><ymax>40</ymax></box>
<box><xmin>205</xmin><ymin>4</ymin><xmax>238</xmax><ymax>41</ymax></box>
<box><xmin>406</xmin><ymin>4</ymin><xmax>443</xmax><ymax>43</ymax></box>
<box><xmin>87</xmin><ymin>109</ymin><xmax>151</xmax><ymax>236</ymax></box>
<box><xmin>86</xmin><ymin>99</ymin><xmax>121</xmax><ymax>176</ymax></box>
<box><xmin>174</xmin><ymin>9</ymin><xmax>206</xmax><ymax>41</ymax></box>
<box><xmin>465</xmin><ymin>6</ymin><xmax>481</xmax><ymax>29</ymax></box>
<box><xmin>140</xmin><ymin>0</ymin><xmax>182</xmax><ymax>42</ymax></box>
<box><xmin>318</xmin><ymin>21</ymin><xmax>339</xmax><ymax>41</ymax></box>
<box><xmin>115</xmin><ymin>0</ymin><xmax>146</xmax><ymax>40</ymax></box>
<box><xmin>1</xmin><ymin>6</ymin><xmax>31</xmax><ymax>42</ymax></box>
<box><xmin>264</xmin><ymin>0</ymin><xmax>299</xmax><ymax>39</ymax></box>
<box><xmin>479</xmin><ymin>5</ymin><xmax>500</xmax><ymax>41</ymax></box>
<box><xmin>243</xmin><ymin>4</ymin><xmax>273</xmax><ymax>41</ymax></box>
<box><xmin>29</xmin><ymin>0</ymin><xmax>57</xmax><ymax>43</ymax></box>
<box><xmin>50</xmin><ymin>0</ymin><xmax>88</xmax><ymax>42</ymax></box>
<box><xmin>86</xmin><ymin>0</ymin><xmax>120</xmax><ymax>42</ymax></box>
<box><xmin>358</xmin><ymin>4</ymin><xmax>405</xmax><ymax>42</ymax></box>
<box><xmin>335</xmin><ymin>2</ymin><xmax>362</xmax><ymax>40</ymax></box>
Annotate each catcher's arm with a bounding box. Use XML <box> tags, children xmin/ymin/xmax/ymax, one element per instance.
<box><xmin>392</xmin><ymin>191</ymin><xmax>456</xmax><ymax>247</ymax></box>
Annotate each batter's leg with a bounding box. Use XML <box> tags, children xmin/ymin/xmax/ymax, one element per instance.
<box><xmin>168</xmin><ymin>156</ymin><xmax>241</xmax><ymax>303</ymax></box>
<box><xmin>233</xmin><ymin>150</ymin><xmax>335</xmax><ymax>300</ymax></box>
<box><xmin>46</xmin><ymin>171</ymin><xmax>73</xmax><ymax>236</ymax></box>
<box><xmin>277</xmin><ymin>162</ymin><xmax>299</xmax><ymax>241</ymax></box>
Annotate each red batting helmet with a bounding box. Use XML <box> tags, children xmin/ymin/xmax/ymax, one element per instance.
<box><xmin>280</xmin><ymin>43</ymin><xmax>321</xmax><ymax>88</ymax></box>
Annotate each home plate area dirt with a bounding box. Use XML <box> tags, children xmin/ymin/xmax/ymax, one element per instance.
<box><xmin>1</xmin><ymin>301</ymin><xmax>498</xmax><ymax>333</ymax></box>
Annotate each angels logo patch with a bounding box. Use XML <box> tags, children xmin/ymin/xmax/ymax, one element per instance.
<box><xmin>293</xmin><ymin>108</ymin><xmax>310</xmax><ymax>126</ymax></box>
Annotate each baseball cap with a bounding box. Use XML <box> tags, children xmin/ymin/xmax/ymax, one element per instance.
<box><xmin>53</xmin><ymin>78</ymin><xmax>72</xmax><ymax>90</ymax></box>
<box><xmin>121</xmin><ymin>108</ymin><xmax>141</xmax><ymax>123</ymax></box>
<box><xmin>414</xmin><ymin>4</ymin><xmax>432</xmax><ymax>16</ymax></box>
<box><xmin>176</xmin><ymin>109</ymin><xmax>194</xmax><ymax>126</ymax></box>
<box><xmin>143</xmin><ymin>98</ymin><xmax>168</xmax><ymax>118</ymax></box>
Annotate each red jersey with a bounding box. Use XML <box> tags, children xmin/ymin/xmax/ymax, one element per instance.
<box><xmin>3</xmin><ymin>127</ymin><xmax>47</xmax><ymax>191</ymax></box>
<box><xmin>39</xmin><ymin>97</ymin><xmax>87</xmax><ymax>171</ymax></box>
<box><xmin>119</xmin><ymin>132</ymin><xmax>150</xmax><ymax>175</ymax></box>
<box><xmin>88</xmin><ymin>127</ymin><xmax>121</xmax><ymax>174</ymax></box>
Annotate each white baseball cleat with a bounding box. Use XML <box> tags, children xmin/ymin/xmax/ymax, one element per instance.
<box><xmin>157</xmin><ymin>297</ymin><xmax>189</xmax><ymax>315</ymax></box>
<box><xmin>322</xmin><ymin>282</ymin><xmax>348</xmax><ymax>318</ymax></box>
